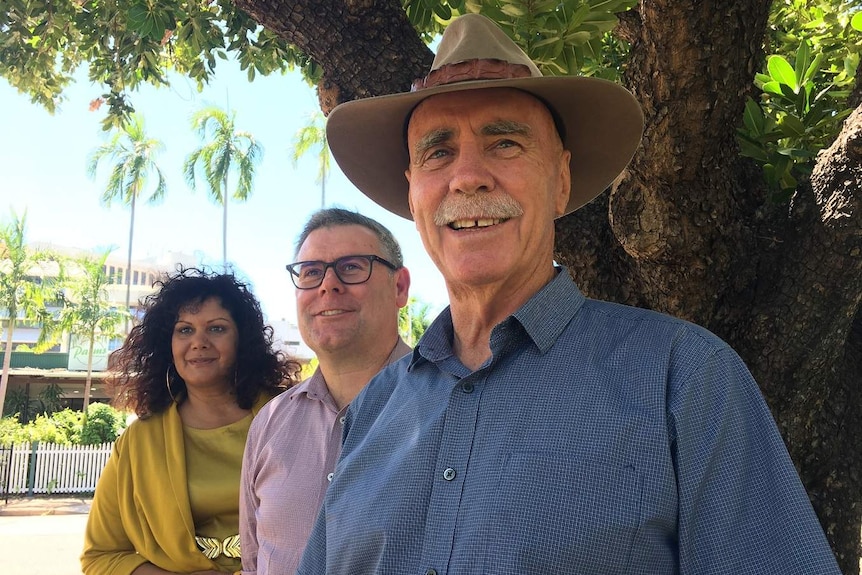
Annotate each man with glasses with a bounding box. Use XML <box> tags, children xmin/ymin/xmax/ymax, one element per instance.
<box><xmin>239</xmin><ymin>208</ymin><xmax>412</xmax><ymax>575</ymax></box>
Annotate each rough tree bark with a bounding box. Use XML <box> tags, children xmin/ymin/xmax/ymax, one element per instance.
<box><xmin>231</xmin><ymin>0</ymin><xmax>432</xmax><ymax>112</ymax></box>
<box><xmin>233</xmin><ymin>0</ymin><xmax>862</xmax><ymax>570</ymax></box>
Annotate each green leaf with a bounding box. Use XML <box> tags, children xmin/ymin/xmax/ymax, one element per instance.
<box><xmin>767</xmin><ymin>55</ymin><xmax>798</xmax><ymax>92</ymax></box>
<box><xmin>777</xmin><ymin>147</ymin><xmax>814</xmax><ymax>159</ymax></box>
<box><xmin>147</xmin><ymin>15</ymin><xmax>167</xmax><ymax>41</ymax></box>
<box><xmin>500</xmin><ymin>4</ymin><xmax>528</xmax><ymax>18</ymax></box>
<box><xmin>793</xmin><ymin>41</ymin><xmax>810</xmax><ymax>87</ymax></box>
<box><xmin>533</xmin><ymin>36</ymin><xmax>561</xmax><ymax>49</ymax></box>
<box><xmin>138</xmin><ymin>16</ymin><xmax>154</xmax><ymax>39</ymax></box>
<box><xmin>569</xmin><ymin>4</ymin><xmax>591</xmax><ymax>27</ymax></box>
<box><xmin>794</xmin><ymin>87</ymin><xmax>808</xmax><ymax>117</ymax></box>
<box><xmin>127</xmin><ymin>5</ymin><xmax>149</xmax><ymax>25</ymax></box>
<box><xmin>530</xmin><ymin>0</ymin><xmax>559</xmax><ymax>12</ymax></box>
<box><xmin>802</xmin><ymin>52</ymin><xmax>824</xmax><ymax>85</ymax></box>
<box><xmin>465</xmin><ymin>0</ymin><xmax>482</xmax><ymax>13</ymax></box>
<box><xmin>754</xmin><ymin>72</ymin><xmax>771</xmax><ymax>87</ymax></box>
<box><xmin>778</xmin><ymin>168</ymin><xmax>797</xmax><ymax>192</ymax></box>
<box><xmin>779</xmin><ymin>82</ymin><xmax>799</xmax><ymax>102</ymax></box>
<box><xmin>742</xmin><ymin>97</ymin><xmax>765</xmax><ymax>136</ymax></box>
<box><xmin>563</xmin><ymin>31</ymin><xmax>592</xmax><ymax>46</ymax></box>
<box><xmin>762</xmin><ymin>163</ymin><xmax>777</xmax><ymax>186</ymax></box>
<box><xmin>736</xmin><ymin>135</ymin><xmax>769</xmax><ymax>162</ymax></box>
<box><xmin>432</xmin><ymin>3</ymin><xmax>452</xmax><ymax>20</ymax></box>
<box><xmin>777</xmin><ymin>114</ymin><xmax>806</xmax><ymax>137</ymax></box>
<box><xmin>761</xmin><ymin>80</ymin><xmax>784</xmax><ymax>97</ymax></box>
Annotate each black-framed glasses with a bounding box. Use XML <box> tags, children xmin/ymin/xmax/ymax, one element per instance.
<box><xmin>285</xmin><ymin>255</ymin><xmax>399</xmax><ymax>290</ymax></box>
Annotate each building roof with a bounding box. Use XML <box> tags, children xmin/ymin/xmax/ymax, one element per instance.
<box><xmin>7</xmin><ymin>367</ymin><xmax>108</xmax><ymax>380</ymax></box>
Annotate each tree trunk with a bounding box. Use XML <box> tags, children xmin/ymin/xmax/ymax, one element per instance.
<box><xmin>83</xmin><ymin>328</ymin><xmax>95</xmax><ymax>416</ymax></box>
<box><xmin>321</xmin><ymin>174</ymin><xmax>326</xmax><ymax>209</ymax></box>
<box><xmin>611</xmin><ymin>3</ymin><xmax>862</xmax><ymax>571</ymax></box>
<box><xmin>230</xmin><ymin>0</ymin><xmax>862</xmax><ymax>570</ymax></box>
<box><xmin>223</xmin><ymin>173</ymin><xmax>229</xmax><ymax>267</ymax></box>
<box><xmin>124</xmin><ymin>193</ymin><xmax>136</xmax><ymax>334</ymax></box>
<box><xmin>0</xmin><ymin>307</ymin><xmax>16</xmax><ymax>418</ymax></box>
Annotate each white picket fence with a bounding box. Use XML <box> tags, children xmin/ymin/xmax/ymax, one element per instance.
<box><xmin>1</xmin><ymin>442</ymin><xmax>113</xmax><ymax>495</ymax></box>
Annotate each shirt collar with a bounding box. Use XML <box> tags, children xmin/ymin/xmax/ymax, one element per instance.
<box><xmin>409</xmin><ymin>307</ymin><xmax>455</xmax><ymax>370</ymax></box>
<box><xmin>296</xmin><ymin>338</ymin><xmax>413</xmax><ymax>402</ymax></box>
<box><xmin>511</xmin><ymin>267</ymin><xmax>584</xmax><ymax>354</ymax></box>
<box><xmin>410</xmin><ymin>267</ymin><xmax>585</xmax><ymax>369</ymax></box>
<box><xmin>290</xmin><ymin>367</ymin><xmax>332</xmax><ymax>402</ymax></box>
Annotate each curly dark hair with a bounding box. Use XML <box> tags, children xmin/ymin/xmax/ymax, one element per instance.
<box><xmin>107</xmin><ymin>267</ymin><xmax>300</xmax><ymax>418</ymax></box>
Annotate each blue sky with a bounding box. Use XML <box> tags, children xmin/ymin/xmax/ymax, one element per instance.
<box><xmin>0</xmin><ymin>61</ymin><xmax>448</xmax><ymax>326</ymax></box>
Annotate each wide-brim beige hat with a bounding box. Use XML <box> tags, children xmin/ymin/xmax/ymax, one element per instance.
<box><xmin>326</xmin><ymin>13</ymin><xmax>644</xmax><ymax>221</ymax></box>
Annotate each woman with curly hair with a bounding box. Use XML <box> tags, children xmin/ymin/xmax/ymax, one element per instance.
<box><xmin>82</xmin><ymin>267</ymin><xmax>300</xmax><ymax>575</ymax></box>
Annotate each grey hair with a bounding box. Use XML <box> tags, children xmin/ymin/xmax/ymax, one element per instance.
<box><xmin>294</xmin><ymin>207</ymin><xmax>404</xmax><ymax>267</ymax></box>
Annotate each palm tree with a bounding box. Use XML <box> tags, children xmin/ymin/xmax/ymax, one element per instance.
<box><xmin>0</xmin><ymin>210</ymin><xmax>59</xmax><ymax>417</ymax></box>
<box><xmin>184</xmin><ymin>106</ymin><xmax>263</xmax><ymax>267</ymax></box>
<box><xmin>290</xmin><ymin>111</ymin><xmax>330</xmax><ymax>209</ymax></box>
<box><xmin>398</xmin><ymin>297</ymin><xmax>433</xmax><ymax>346</ymax></box>
<box><xmin>37</xmin><ymin>250</ymin><xmax>127</xmax><ymax>414</ymax></box>
<box><xmin>87</xmin><ymin>114</ymin><xmax>166</xmax><ymax>333</ymax></box>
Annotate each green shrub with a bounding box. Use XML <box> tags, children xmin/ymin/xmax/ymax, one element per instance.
<box><xmin>0</xmin><ymin>404</ymin><xmax>126</xmax><ymax>445</ymax></box>
<box><xmin>2</xmin><ymin>388</ymin><xmax>37</xmax><ymax>423</ymax></box>
<box><xmin>81</xmin><ymin>403</ymin><xmax>126</xmax><ymax>444</ymax></box>
<box><xmin>26</xmin><ymin>413</ymin><xmax>73</xmax><ymax>444</ymax></box>
<box><xmin>737</xmin><ymin>0</ymin><xmax>862</xmax><ymax>199</ymax></box>
<box><xmin>48</xmin><ymin>409</ymin><xmax>85</xmax><ymax>444</ymax></box>
<box><xmin>0</xmin><ymin>416</ymin><xmax>29</xmax><ymax>445</ymax></box>
<box><xmin>37</xmin><ymin>383</ymin><xmax>65</xmax><ymax>415</ymax></box>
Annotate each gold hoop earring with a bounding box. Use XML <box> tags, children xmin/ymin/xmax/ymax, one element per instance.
<box><xmin>165</xmin><ymin>364</ymin><xmax>177</xmax><ymax>403</ymax></box>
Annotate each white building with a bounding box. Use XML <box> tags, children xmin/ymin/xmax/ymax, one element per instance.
<box><xmin>2</xmin><ymin>245</ymin><xmax>198</xmax><ymax>414</ymax></box>
<box><xmin>2</xmin><ymin>244</ymin><xmax>309</xmax><ymax>418</ymax></box>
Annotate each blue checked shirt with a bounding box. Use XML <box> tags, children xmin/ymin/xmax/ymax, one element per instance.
<box><xmin>298</xmin><ymin>269</ymin><xmax>839</xmax><ymax>574</ymax></box>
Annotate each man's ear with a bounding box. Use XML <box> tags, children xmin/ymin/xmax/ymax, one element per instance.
<box><xmin>555</xmin><ymin>150</ymin><xmax>572</xmax><ymax>217</ymax></box>
<box><xmin>394</xmin><ymin>266</ymin><xmax>411</xmax><ymax>309</ymax></box>
<box><xmin>405</xmin><ymin>169</ymin><xmax>417</xmax><ymax>222</ymax></box>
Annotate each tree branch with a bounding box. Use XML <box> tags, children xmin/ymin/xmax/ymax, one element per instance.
<box><xmin>231</xmin><ymin>0</ymin><xmax>433</xmax><ymax>113</ymax></box>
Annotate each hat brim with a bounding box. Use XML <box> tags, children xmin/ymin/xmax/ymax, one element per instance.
<box><xmin>326</xmin><ymin>76</ymin><xmax>644</xmax><ymax>221</ymax></box>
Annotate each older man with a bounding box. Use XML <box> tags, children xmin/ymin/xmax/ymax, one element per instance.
<box><xmin>239</xmin><ymin>208</ymin><xmax>411</xmax><ymax>575</ymax></box>
<box><xmin>298</xmin><ymin>14</ymin><xmax>839</xmax><ymax>575</ymax></box>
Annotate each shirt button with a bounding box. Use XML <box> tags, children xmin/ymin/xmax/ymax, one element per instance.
<box><xmin>339</xmin><ymin>416</ymin><xmax>346</xmax><ymax>424</ymax></box>
<box><xmin>426</xmin><ymin>570</ymin><xmax>438</xmax><ymax>575</ymax></box>
<box><xmin>462</xmin><ymin>382</ymin><xmax>474</xmax><ymax>393</ymax></box>
<box><xmin>327</xmin><ymin>472</ymin><xmax>334</xmax><ymax>482</ymax></box>
<box><xmin>443</xmin><ymin>468</ymin><xmax>456</xmax><ymax>481</ymax></box>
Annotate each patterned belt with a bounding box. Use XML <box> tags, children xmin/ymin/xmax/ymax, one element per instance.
<box><xmin>195</xmin><ymin>534</ymin><xmax>241</xmax><ymax>559</ymax></box>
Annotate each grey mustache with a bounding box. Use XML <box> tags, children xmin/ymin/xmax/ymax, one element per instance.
<box><xmin>433</xmin><ymin>194</ymin><xmax>524</xmax><ymax>226</ymax></box>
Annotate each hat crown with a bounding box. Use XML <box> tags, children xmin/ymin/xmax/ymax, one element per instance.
<box><xmin>325</xmin><ymin>13</ymin><xmax>644</xmax><ymax>221</ymax></box>
<box><xmin>430</xmin><ymin>14</ymin><xmax>542</xmax><ymax>78</ymax></box>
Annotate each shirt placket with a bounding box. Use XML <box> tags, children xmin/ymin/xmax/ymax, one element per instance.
<box><xmin>418</xmin><ymin>370</ymin><xmax>484</xmax><ymax>575</ymax></box>
<box><xmin>324</xmin><ymin>407</ymin><xmax>346</xmax><ymax>488</ymax></box>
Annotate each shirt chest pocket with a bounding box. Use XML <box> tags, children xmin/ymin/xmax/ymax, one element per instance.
<box><xmin>484</xmin><ymin>452</ymin><xmax>642</xmax><ymax>574</ymax></box>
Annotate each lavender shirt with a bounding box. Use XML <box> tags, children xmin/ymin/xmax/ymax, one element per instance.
<box><xmin>239</xmin><ymin>339</ymin><xmax>411</xmax><ymax>575</ymax></box>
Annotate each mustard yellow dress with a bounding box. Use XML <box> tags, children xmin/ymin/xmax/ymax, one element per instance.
<box><xmin>81</xmin><ymin>394</ymin><xmax>272</xmax><ymax>575</ymax></box>
<box><xmin>184</xmin><ymin>414</ymin><xmax>251</xmax><ymax>572</ymax></box>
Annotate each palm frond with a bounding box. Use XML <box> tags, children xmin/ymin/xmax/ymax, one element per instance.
<box><xmin>88</xmin><ymin>113</ymin><xmax>166</xmax><ymax>208</ymax></box>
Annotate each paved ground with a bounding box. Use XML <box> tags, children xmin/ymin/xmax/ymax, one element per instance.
<box><xmin>0</xmin><ymin>495</ymin><xmax>92</xmax><ymax>516</ymax></box>
<box><xmin>0</xmin><ymin>496</ymin><xmax>91</xmax><ymax>574</ymax></box>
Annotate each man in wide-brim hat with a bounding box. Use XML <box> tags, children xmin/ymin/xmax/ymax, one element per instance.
<box><xmin>298</xmin><ymin>13</ymin><xmax>840</xmax><ymax>574</ymax></box>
